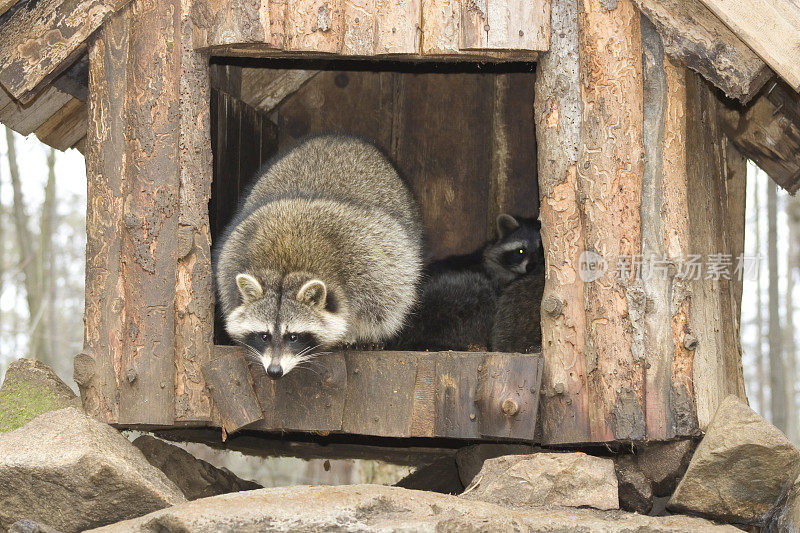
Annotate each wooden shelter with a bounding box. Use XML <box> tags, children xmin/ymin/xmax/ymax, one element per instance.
<box><xmin>1</xmin><ymin>0</ymin><xmax>800</xmax><ymax>458</ymax></box>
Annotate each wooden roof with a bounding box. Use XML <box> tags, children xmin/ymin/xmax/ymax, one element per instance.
<box><xmin>0</xmin><ymin>0</ymin><xmax>798</xmax><ymax>191</ymax></box>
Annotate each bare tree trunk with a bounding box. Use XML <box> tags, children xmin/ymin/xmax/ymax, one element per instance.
<box><xmin>39</xmin><ymin>148</ymin><xmax>58</xmax><ymax>367</ymax></box>
<box><xmin>5</xmin><ymin>126</ymin><xmax>43</xmax><ymax>360</ymax></box>
<box><xmin>754</xmin><ymin>173</ymin><xmax>766</xmax><ymax>416</ymax></box>
<box><xmin>768</xmin><ymin>179</ymin><xmax>786</xmax><ymax>432</ymax></box>
<box><xmin>786</xmin><ymin>193</ymin><xmax>799</xmax><ymax>442</ymax></box>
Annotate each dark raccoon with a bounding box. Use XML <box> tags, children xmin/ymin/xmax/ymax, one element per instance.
<box><xmin>392</xmin><ymin>214</ymin><xmax>543</xmax><ymax>351</ymax></box>
<box><xmin>490</xmin><ymin>264</ymin><xmax>546</xmax><ymax>353</ymax></box>
<box><xmin>214</xmin><ymin>135</ymin><xmax>423</xmax><ymax>378</ymax></box>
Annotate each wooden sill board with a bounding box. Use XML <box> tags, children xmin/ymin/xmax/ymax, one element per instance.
<box><xmin>203</xmin><ymin>346</ymin><xmax>543</xmax><ymax>442</ymax></box>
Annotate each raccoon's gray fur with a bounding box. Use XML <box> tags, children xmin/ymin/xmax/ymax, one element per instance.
<box><xmin>391</xmin><ymin>214</ymin><xmax>542</xmax><ymax>351</ymax></box>
<box><xmin>215</xmin><ymin>135</ymin><xmax>423</xmax><ymax>378</ymax></box>
<box><xmin>491</xmin><ymin>266</ymin><xmax>545</xmax><ymax>353</ymax></box>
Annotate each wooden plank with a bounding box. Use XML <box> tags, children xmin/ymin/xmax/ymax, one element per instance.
<box><xmin>191</xmin><ymin>0</ymin><xmax>270</xmax><ymax>48</ymax></box>
<box><xmin>661</xmin><ymin>58</ymin><xmax>697</xmax><ymax>437</ymax></box>
<box><xmin>0</xmin><ymin>85</ymin><xmax>72</xmax><ymax>136</ymax></box>
<box><xmin>578</xmin><ymin>0</ymin><xmax>645</xmax><ymax>441</ymax></box>
<box><xmin>174</xmin><ymin>0</ymin><xmax>215</xmax><ymax>423</ymax></box>
<box><xmin>202</xmin><ymin>351</ymin><xmax>263</xmax><ymax>434</ymax></box>
<box><xmin>33</xmin><ymin>97</ymin><xmax>87</xmax><ymax>150</ymax></box>
<box><xmin>460</xmin><ymin>0</ymin><xmax>550</xmax><ymax>51</ymax></box>
<box><xmin>719</xmin><ymin>94</ymin><xmax>800</xmax><ymax>195</ymax></box>
<box><xmin>0</xmin><ymin>0</ymin><xmax>21</xmax><ymax>18</ymax></box>
<box><xmin>476</xmin><ymin>354</ymin><xmax>543</xmax><ymax>440</ymax></box>
<box><xmin>533</xmin><ymin>0</ymin><xmax>591</xmax><ymax>445</ymax></box>
<box><xmin>685</xmin><ymin>71</ymin><xmax>747</xmax><ymax>430</ymax></box>
<box><xmin>240</xmin><ymin>68</ymin><xmax>319</xmax><ymax>112</ymax></box>
<box><xmin>392</xmin><ymin>72</ymin><xmax>494</xmax><ymax>259</ymax></box>
<box><xmin>254</xmin><ymin>351</ymin><xmax>347</xmax><ymax>432</ymax></box>
<box><xmin>631</xmin><ymin>0</ymin><xmax>772</xmax><ymax>103</ymax></box>
<box><xmin>210</xmin><ymin>347</ymin><xmax>543</xmax><ymax>441</ymax></box>
<box><xmin>284</xmin><ymin>0</ymin><xmax>345</xmax><ymax>52</ymax></box>
<box><xmin>79</xmin><ymin>7</ymin><xmax>132</xmax><ymax>424</ymax></box>
<box><xmin>0</xmin><ymin>0</ymin><xmax>133</xmax><ymax>102</ymax></box>
<box><xmin>698</xmin><ymin>0</ymin><xmax>800</xmax><ymax>91</ymax></box>
<box><xmin>341</xmin><ymin>0</ymin><xmax>420</xmax><ymax>55</ymax></box>
<box><xmin>486</xmin><ymin>72</ymin><xmax>538</xmax><ymax>235</ymax></box>
<box><xmin>421</xmin><ymin>0</ymin><xmax>461</xmax><ymax>54</ymax></box>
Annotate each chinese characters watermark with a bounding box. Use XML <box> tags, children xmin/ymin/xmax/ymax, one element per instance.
<box><xmin>577</xmin><ymin>253</ymin><xmax>762</xmax><ymax>283</ymax></box>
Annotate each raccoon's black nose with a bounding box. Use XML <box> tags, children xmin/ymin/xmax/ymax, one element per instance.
<box><xmin>266</xmin><ymin>364</ymin><xmax>283</xmax><ymax>379</ymax></box>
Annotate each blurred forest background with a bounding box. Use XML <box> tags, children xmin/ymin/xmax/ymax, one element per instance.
<box><xmin>0</xmin><ymin>125</ymin><xmax>797</xmax><ymax>481</ymax></box>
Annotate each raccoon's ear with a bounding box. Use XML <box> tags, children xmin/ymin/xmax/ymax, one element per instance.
<box><xmin>496</xmin><ymin>213</ymin><xmax>520</xmax><ymax>240</ymax></box>
<box><xmin>297</xmin><ymin>279</ymin><xmax>327</xmax><ymax>309</ymax></box>
<box><xmin>236</xmin><ymin>273</ymin><xmax>264</xmax><ymax>302</ymax></box>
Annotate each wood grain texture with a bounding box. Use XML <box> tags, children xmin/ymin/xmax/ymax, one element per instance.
<box><xmin>79</xmin><ymin>9</ymin><xmax>131</xmax><ymax>423</ymax></box>
<box><xmin>0</xmin><ymin>0</ymin><xmax>133</xmax><ymax>102</ymax></box>
<box><xmin>191</xmin><ymin>0</ymin><xmax>270</xmax><ymax>48</ymax></box>
<box><xmin>719</xmin><ymin>91</ymin><xmax>800</xmax><ymax>195</ymax></box>
<box><xmin>116</xmin><ymin>0</ymin><xmax>181</xmax><ymax>426</ymax></box>
<box><xmin>202</xmin><ymin>352</ymin><xmax>263</xmax><ymax>434</ymax></box>
<box><xmin>0</xmin><ymin>0</ymin><xmax>20</xmax><ymax>18</ymax></box>
<box><xmin>206</xmin><ymin>347</ymin><xmax>543</xmax><ymax>440</ymax></box>
<box><xmin>578</xmin><ymin>0</ymin><xmax>645</xmax><ymax>441</ymax></box>
<box><xmin>685</xmin><ymin>72</ymin><xmax>746</xmax><ymax>430</ymax></box>
<box><xmin>631</xmin><ymin>0</ymin><xmax>772</xmax><ymax>103</ymax></box>
<box><xmin>460</xmin><ymin>0</ymin><xmax>549</xmax><ymax>51</ymax></box>
<box><xmin>174</xmin><ymin>0</ymin><xmax>214</xmax><ymax>423</ymax></box>
<box><xmin>33</xmin><ymin>97</ymin><xmax>86</xmax><ymax>150</ymax></box>
<box><xmin>699</xmin><ymin>0</ymin><xmax>800</xmax><ymax>90</ymax></box>
<box><xmin>0</xmin><ymin>86</ymin><xmax>72</xmax><ymax>136</ymax></box>
<box><xmin>240</xmin><ymin>67</ymin><xmax>319</xmax><ymax>111</ymax></box>
<box><xmin>533</xmin><ymin>0</ymin><xmax>590</xmax><ymax>445</ymax></box>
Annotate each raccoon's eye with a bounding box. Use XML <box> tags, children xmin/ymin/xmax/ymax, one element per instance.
<box><xmin>287</xmin><ymin>333</ymin><xmax>298</xmax><ymax>342</ymax></box>
<box><xmin>517</xmin><ymin>248</ymin><xmax>526</xmax><ymax>255</ymax></box>
<box><xmin>260</xmin><ymin>333</ymin><xmax>270</xmax><ymax>342</ymax></box>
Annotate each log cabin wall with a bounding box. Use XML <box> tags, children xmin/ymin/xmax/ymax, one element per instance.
<box><xmin>75</xmin><ymin>0</ymin><xmax>748</xmax><ymax>444</ymax></box>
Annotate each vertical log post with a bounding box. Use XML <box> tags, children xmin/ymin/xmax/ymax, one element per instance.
<box><xmin>81</xmin><ymin>0</ymin><xmax>212</xmax><ymax>426</ymax></box>
<box><xmin>534</xmin><ymin>0</ymin><xmax>591</xmax><ymax>444</ymax></box>
<box><xmin>577</xmin><ymin>0</ymin><xmax>645</xmax><ymax>442</ymax></box>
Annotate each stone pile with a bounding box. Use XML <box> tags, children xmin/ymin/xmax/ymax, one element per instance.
<box><xmin>1</xmin><ymin>358</ymin><xmax>800</xmax><ymax>532</ymax></box>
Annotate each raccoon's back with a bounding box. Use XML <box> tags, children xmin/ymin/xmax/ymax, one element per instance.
<box><xmin>491</xmin><ymin>271</ymin><xmax>545</xmax><ymax>353</ymax></box>
<box><xmin>242</xmin><ymin>135</ymin><xmax>421</xmax><ymax>240</ymax></box>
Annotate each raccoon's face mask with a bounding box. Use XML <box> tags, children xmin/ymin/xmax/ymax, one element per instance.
<box><xmin>485</xmin><ymin>214</ymin><xmax>544</xmax><ymax>283</ymax></box>
<box><xmin>227</xmin><ymin>273</ymin><xmax>347</xmax><ymax>379</ymax></box>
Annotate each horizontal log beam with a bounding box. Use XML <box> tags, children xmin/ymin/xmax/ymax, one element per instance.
<box><xmin>0</xmin><ymin>0</ymin><xmax>132</xmax><ymax>102</ymax></box>
<box><xmin>205</xmin><ymin>346</ymin><xmax>543</xmax><ymax>441</ymax></box>
<box><xmin>632</xmin><ymin>0</ymin><xmax>772</xmax><ymax>103</ymax></box>
<box><xmin>719</xmin><ymin>92</ymin><xmax>800</xmax><ymax>194</ymax></box>
<box><xmin>698</xmin><ymin>0</ymin><xmax>800</xmax><ymax>91</ymax></box>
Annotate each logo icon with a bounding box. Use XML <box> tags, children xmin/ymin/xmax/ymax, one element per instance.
<box><xmin>579</xmin><ymin>250</ymin><xmax>607</xmax><ymax>282</ymax></box>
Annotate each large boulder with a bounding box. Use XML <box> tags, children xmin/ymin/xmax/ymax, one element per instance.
<box><xmin>668</xmin><ymin>395</ymin><xmax>800</xmax><ymax>525</ymax></box>
<box><xmin>0</xmin><ymin>358</ymin><xmax>81</xmax><ymax>432</ymax></box>
<box><xmin>132</xmin><ymin>435</ymin><xmax>261</xmax><ymax>500</ymax></box>
<box><xmin>86</xmin><ymin>484</ymin><xmax>739</xmax><ymax>532</ymax></box>
<box><xmin>460</xmin><ymin>452</ymin><xmax>619</xmax><ymax>510</ymax></box>
<box><xmin>768</xmin><ymin>473</ymin><xmax>800</xmax><ymax>532</ymax></box>
<box><xmin>0</xmin><ymin>408</ymin><xmax>186</xmax><ymax>532</ymax></box>
<box><xmin>455</xmin><ymin>443</ymin><xmax>537</xmax><ymax>486</ymax></box>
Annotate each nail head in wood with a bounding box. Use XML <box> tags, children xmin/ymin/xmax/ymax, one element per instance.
<box><xmin>502</xmin><ymin>399</ymin><xmax>519</xmax><ymax>416</ymax></box>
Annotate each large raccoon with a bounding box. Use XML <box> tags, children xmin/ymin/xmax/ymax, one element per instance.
<box><xmin>215</xmin><ymin>135</ymin><xmax>423</xmax><ymax>378</ymax></box>
<box><xmin>391</xmin><ymin>214</ymin><xmax>543</xmax><ymax>350</ymax></box>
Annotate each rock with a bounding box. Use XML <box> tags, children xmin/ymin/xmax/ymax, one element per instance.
<box><xmin>668</xmin><ymin>395</ymin><xmax>800</xmax><ymax>525</ymax></box>
<box><xmin>615</xmin><ymin>455</ymin><xmax>653</xmax><ymax>514</ymax></box>
<box><xmin>0</xmin><ymin>358</ymin><xmax>81</xmax><ymax>432</ymax></box>
<box><xmin>132</xmin><ymin>435</ymin><xmax>260</xmax><ymax>500</ymax></box>
<box><xmin>455</xmin><ymin>443</ymin><xmax>537</xmax><ymax>487</ymax></box>
<box><xmin>636</xmin><ymin>439</ymin><xmax>696</xmax><ymax>496</ymax></box>
<box><xmin>395</xmin><ymin>456</ymin><xmax>464</xmax><ymax>494</ymax></box>
<box><xmin>0</xmin><ymin>408</ymin><xmax>186</xmax><ymax>532</ymax></box>
<box><xmin>461</xmin><ymin>452</ymin><xmax>619</xmax><ymax>510</ymax></box>
<box><xmin>9</xmin><ymin>520</ymin><xmax>63</xmax><ymax>533</ymax></box>
<box><xmin>767</xmin><ymin>473</ymin><xmax>800</xmax><ymax>532</ymax></box>
<box><xmin>85</xmin><ymin>484</ymin><xmax>740</xmax><ymax>532</ymax></box>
